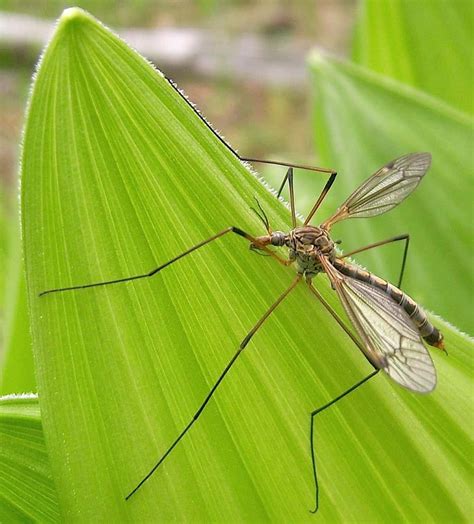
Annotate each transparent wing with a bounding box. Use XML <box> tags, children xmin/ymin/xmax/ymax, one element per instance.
<box><xmin>321</xmin><ymin>257</ymin><xmax>436</xmax><ymax>393</ymax></box>
<box><xmin>323</xmin><ymin>152</ymin><xmax>431</xmax><ymax>228</ymax></box>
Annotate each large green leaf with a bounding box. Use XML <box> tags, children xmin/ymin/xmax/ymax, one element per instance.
<box><xmin>0</xmin><ymin>395</ymin><xmax>59</xmax><ymax>522</ymax></box>
<box><xmin>21</xmin><ymin>8</ymin><xmax>473</xmax><ymax>521</ymax></box>
<box><xmin>353</xmin><ymin>0</ymin><xmax>474</xmax><ymax>115</ymax></box>
<box><xmin>310</xmin><ymin>53</ymin><xmax>473</xmax><ymax>335</ymax></box>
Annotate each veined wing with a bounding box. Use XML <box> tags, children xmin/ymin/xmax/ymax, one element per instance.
<box><xmin>323</xmin><ymin>153</ymin><xmax>431</xmax><ymax>228</ymax></box>
<box><xmin>320</xmin><ymin>256</ymin><xmax>436</xmax><ymax>393</ymax></box>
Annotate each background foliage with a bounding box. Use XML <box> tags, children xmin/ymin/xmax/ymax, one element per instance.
<box><xmin>1</xmin><ymin>1</ymin><xmax>473</xmax><ymax>522</ymax></box>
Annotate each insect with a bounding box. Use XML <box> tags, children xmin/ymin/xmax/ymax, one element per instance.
<box><xmin>39</xmin><ymin>78</ymin><xmax>445</xmax><ymax>512</ymax></box>
<box><xmin>40</xmin><ymin>153</ymin><xmax>445</xmax><ymax>509</ymax></box>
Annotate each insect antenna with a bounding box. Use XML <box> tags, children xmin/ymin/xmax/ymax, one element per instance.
<box><xmin>250</xmin><ymin>197</ymin><xmax>271</xmax><ymax>233</ymax></box>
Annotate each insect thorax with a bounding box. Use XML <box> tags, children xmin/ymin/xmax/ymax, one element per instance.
<box><xmin>287</xmin><ymin>226</ymin><xmax>336</xmax><ymax>276</ymax></box>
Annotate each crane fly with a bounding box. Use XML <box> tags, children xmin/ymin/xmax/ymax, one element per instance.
<box><xmin>39</xmin><ymin>79</ymin><xmax>445</xmax><ymax>511</ymax></box>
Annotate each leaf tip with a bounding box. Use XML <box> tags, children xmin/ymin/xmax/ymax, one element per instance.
<box><xmin>308</xmin><ymin>48</ymin><xmax>331</xmax><ymax>72</ymax></box>
<box><xmin>57</xmin><ymin>7</ymin><xmax>94</xmax><ymax>30</ymax></box>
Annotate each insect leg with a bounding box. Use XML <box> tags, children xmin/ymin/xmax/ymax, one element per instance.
<box><xmin>164</xmin><ymin>75</ymin><xmax>337</xmax><ymax>228</ymax></box>
<box><xmin>125</xmin><ymin>274</ymin><xmax>302</xmax><ymax>501</ymax></box>
<box><xmin>164</xmin><ymin>75</ymin><xmax>335</xmax><ymax>175</ymax></box>
<box><xmin>338</xmin><ymin>234</ymin><xmax>410</xmax><ymax>288</ymax></box>
<box><xmin>39</xmin><ymin>226</ymin><xmax>286</xmax><ymax>297</ymax></box>
<box><xmin>303</xmin><ymin>172</ymin><xmax>338</xmax><ymax>226</ymax></box>
<box><xmin>275</xmin><ymin>166</ymin><xmax>337</xmax><ymax>229</ymax></box>
<box><xmin>309</xmin><ymin>370</ymin><xmax>379</xmax><ymax>513</ymax></box>
<box><xmin>279</xmin><ymin>168</ymin><xmax>296</xmax><ymax>228</ymax></box>
<box><xmin>306</xmin><ymin>282</ymin><xmax>380</xmax><ymax>512</ymax></box>
<box><xmin>244</xmin><ymin>157</ymin><xmax>335</xmax><ymax>177</ymax></box>
<box><xmin>307</xmin><ymin>283</ymin><xmax>367</xmax><ymax>355</ymax></box>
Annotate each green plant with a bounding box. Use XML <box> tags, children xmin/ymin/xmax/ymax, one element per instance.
<box><xmin>309</xmin><ymin>0</ymin><xmax>473</xmax><ymax>335</ymax></box>
<box><xmin>2</xmin><ymin>5</ymin><xmax>473</xmax><ymax>522</ymax></box>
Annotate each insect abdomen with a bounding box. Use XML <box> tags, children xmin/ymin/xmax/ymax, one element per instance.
<box><xmin>333</xmin><ymin>259</ymin><xmax>444</xmax><ymax>349</ymax></box>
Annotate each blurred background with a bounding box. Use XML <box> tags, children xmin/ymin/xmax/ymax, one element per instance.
<box><xmin>1</xmin><ymin>1</ymin><xmax>472</xmax><ymax>393</ymax></box>
<box><xmin>0</xmin><ymin>1</ymin><xmax>354</xmax><ymax>198</ymax></box>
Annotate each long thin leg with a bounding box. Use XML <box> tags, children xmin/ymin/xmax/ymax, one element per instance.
<box><xmin>303</xmin><ymin>172</ymin><xmax>337</xmax><ymax>226</ymax></box>
<box><xmin>277</xmin><ymin>168</ymin><xmax>297</xmax><ymax>228</ymax></box>
<box><xmin>276</xmin><ymin>166</ymin><xmax>337</xmax><ymax>229</ymax></box>
<box><xmin>309</xmin><ymin>370</ymin><xmax>379</xmax><ymax>513</ymax></box>
<box><xmin>306</xmin><ymin>283</ymin><xmax>367</xmax><ymax>355</ymax></box>
<box><xmin>243</xmin><ymin>156</ymin><xmax>335</xmax><ymax>175</ymax></box>
<box><xmin>338</xmin><ymin>234</ymin><xmax>410</xmax><ymax>289</ymax></box>
<box><xmin>250</xmin><ymin>160</ymin><xmax>336</xmax><ymax>229</ymax></box>
<box><xmin>125</xmin><ymin>274</ymin><xmax>302</xmax><ymax>501</ymax></box>
<box><xmin>39</xmin><ymin>226</ymin><xmax>289</xmax><ymax>297</ymax></box>
<box><xmin>306</xmin><ymin>281</ymin><xmax>380</xmax><ymax>512</ymax></box>
<box><xmin>40</xmin><ymin>227</ymin><xmax>239</xmax><ymax>296</ymax></box>
<box><xmin>166</xmin><ymin>75</ymin><xmax>334</xmax><ymax>174</ymax></box>
<box><xmin>164</xmin><ymin>76</ymin><xmax>336</xmax><ymax>184</ymax></box>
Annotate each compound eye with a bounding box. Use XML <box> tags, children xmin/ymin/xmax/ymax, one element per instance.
<box><xmin>271</xmin><ymin>231</ymin><xmax>286</xmax><ymax>246</ymax></box>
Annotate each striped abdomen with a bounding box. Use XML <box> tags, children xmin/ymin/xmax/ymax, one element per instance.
<box><xmin>333</xmin><ymin>259</ymin><xmax>444</xmax><ymax>349</ymax></box>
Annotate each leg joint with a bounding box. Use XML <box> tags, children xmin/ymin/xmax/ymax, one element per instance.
<box><xmin>230</xmin><ymin>226</ymin><xmax>249</xmax><ymax>238</ymax></box>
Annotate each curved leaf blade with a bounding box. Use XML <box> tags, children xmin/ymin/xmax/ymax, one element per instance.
<box><xmin>310</xmin><ymin>53</ymin><xmax>474</xmax><ymax>334</ymax></box>
<box><xmin>21</xmin><ymin>8</ymin><xmax>473</xmax><ymax>521</ymax></box>
<box><xmin>353</xmin><ymin>0</ymin><xmax>474</xmax><ymax>115</ymax></box>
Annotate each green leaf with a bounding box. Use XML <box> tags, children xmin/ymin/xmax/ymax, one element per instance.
<box><xmin>1</xmin><ymin>181</ymin><xmax>35</xmax><ymax>395</ymax></box>
<box><xmin>0</xmin><ymin>395</ymin><xmax>60</xmax><ymax>522</ymax></box>
<box><xmin>310</xmin><ymin>53</ymin><xmax>473</xmax><ymax>335</ymax></box>
<box><xmin>21</xmin><ymin>8</ymin><xmax>473</xmax><ymax>521</ymax></box>
<box><xmin>1</xmin><ymin>227</ymin><xmax>35</xmax><ymax>395</ymax></box>
<box><xmin>353</xmin><ymin>0</ymin><xmax>474</xmax><ymax>115</ymax></box>
<box><xmin>0</xmin><ymin>184</ymin><xmax>7</xmax><ymax>301</ymax></box>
